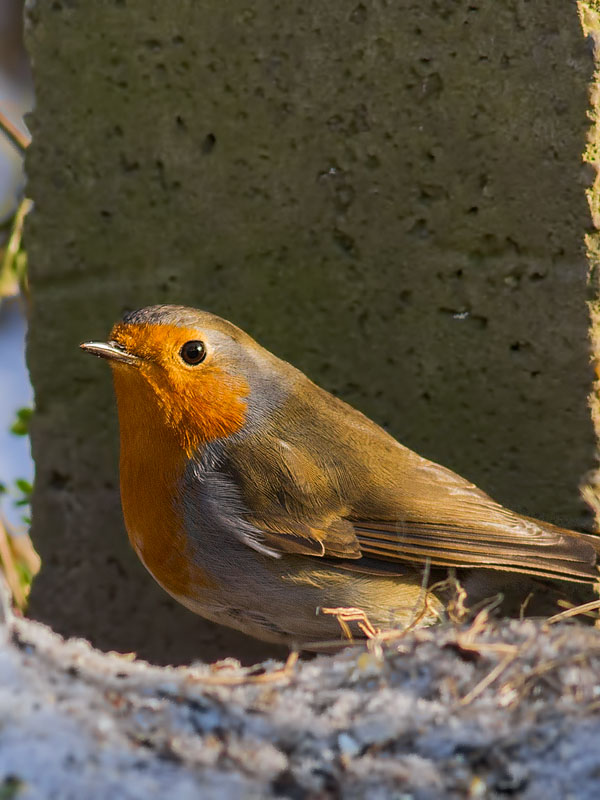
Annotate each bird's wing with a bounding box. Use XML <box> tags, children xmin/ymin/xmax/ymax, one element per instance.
<box><xmin>349</xmin><ymin>457</ymin><xmax>600</xmax><ymax>582</ymax></box>
<box><xmin>229</xmin><ymin>433</ymin><xmax>600</xmax><ymax>584</ymax></box>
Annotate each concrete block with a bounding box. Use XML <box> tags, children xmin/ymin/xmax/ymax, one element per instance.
<box><xmin>25</xmin><ymin>1</ymin><xmax>595</xmax><ymax>662</ymax></box>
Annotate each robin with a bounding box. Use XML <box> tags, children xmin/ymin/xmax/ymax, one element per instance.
<box><xmin>81</xmin><ymin>305</ymin><xmax>600</xmax><ymax>646</ymax></box>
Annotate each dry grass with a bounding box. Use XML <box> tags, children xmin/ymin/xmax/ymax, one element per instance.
<box><xmin>0</xmin><ymin>515</ymin><xmax>40</xmax><ymax>611</ymax></box>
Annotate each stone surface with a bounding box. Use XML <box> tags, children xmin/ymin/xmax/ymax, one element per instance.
<box><xmin>24</xmin><ymin>2</ymin><xmax>596</xmax><ymax>663</ymax></box>
<box><xmin>5</xmin><ymin>574</ymin><xmax>600</xmax><ymax>799</ymax></box>
<box><xmin>580</xmin><ymin>2</ymin><xmax>600</xmax><ymax>524</ymax></box>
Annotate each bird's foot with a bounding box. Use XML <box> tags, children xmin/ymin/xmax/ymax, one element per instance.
<box><xmin>320</xmin><ymin>606</ymin><xmax>380</xmax><ymax>640</ymax></box>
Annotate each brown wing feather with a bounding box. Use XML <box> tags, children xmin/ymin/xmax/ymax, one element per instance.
<box><xmin>228</xmin><ymin>382</ymin><xmax>600</xmax><ymax>584</ymax></box>
<box><xmin>247</xmin><ymin>515</ymin><xmax>361</xmax><ymax>558</ymax></box>
<box><xmin>345</xmin><ymin>452</ymin><xmax>600</xmax><ymax>583</ymax></box>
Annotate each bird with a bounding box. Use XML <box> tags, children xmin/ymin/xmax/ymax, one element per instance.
<box><xmin>81</xmin><ymin>304</ymin><xmax>600</xmax><ymax>647</ymax></box>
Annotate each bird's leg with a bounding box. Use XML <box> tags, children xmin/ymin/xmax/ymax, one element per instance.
<box><xmin>320</xmin><ymin>606</ymin><xmax>380</xmax><ymax>640</ymax></box>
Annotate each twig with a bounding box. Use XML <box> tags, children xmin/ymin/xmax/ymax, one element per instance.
<box><xmin>497</xmin><ymin>646</ymin><xmax>600</xmax><ymax>710</ymax></box>
<box><xmin>453</xmin><ymin>609</ymin><xmax>519</xmax><ymax>656</ymax></box>
<box><xmin>459</xmin><ymin>651</ymin><xmax>518</xmax><ymax>706</ymax></box>
<box><xmin>185</xmin><ymin>649</ymin><xmax>300</xmax><ymax>686</ymax></box>
<box><xmin>1</xmin><ymin>197</ymin><xmax>33</xmax><ymax>299</ymax></box>
<box><xmin>544</xmin><ymin>599</ymin><xmax>600</xmax><ymax>625</ymax></box>
<box><xmin>6</xmin><ymin>197</ymin><xmax>33</xmax><ymax>257</ymax></box>
<box><xmin>0</xmin><ymin>107</ymin><xmax>31</xmax><ymax>153</ymax></box>
<box><xmin>428</xmin><ymin>571</ymin><xmax>469</xmax><ymax>623</ymax></box>
<box><xmin>406</xmin><ymin>557</ymin><xmax>432</xmax><ymax>629</ymax></box>
<box><xmin>0</xmin><ymin>516</ymin><xmax>25</xmax><ymax>609</ymax></box>
<box><xmin>519</xmin><ymin>591</ymin><xmax>534</xmax><ymax>621</ymax></box>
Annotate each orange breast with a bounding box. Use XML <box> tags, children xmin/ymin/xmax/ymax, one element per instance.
<box><xmin>113</xmin><ymin>370</ymin><xmax>216</xmax><ymax>602</ymax></box>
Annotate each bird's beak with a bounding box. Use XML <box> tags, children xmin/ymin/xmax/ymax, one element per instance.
<box><xmin>80</xmin><ymin>340</ymin><xmax>140</xmax><ymax>366</ymax></box>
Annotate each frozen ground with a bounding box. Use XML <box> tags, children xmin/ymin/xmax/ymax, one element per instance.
<box><xmin>3</xmin><ymin>578</ymin><xmax>600</xmax><ymax>799</ymax></box>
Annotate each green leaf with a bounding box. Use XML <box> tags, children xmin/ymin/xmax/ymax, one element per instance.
<box><xmin>10</xmin><ymin>407</ymin><xmax>33</xmax><ymax>437</ymax></box>
<box><xmin>15</xmin><ymin>478</ymin><xmax>33</xmax><ymax>496</ymax></box>
<box><xmin>0</xmin><ymin>775</ymin><xmax>24</xmax><ymax>800</ymax></box>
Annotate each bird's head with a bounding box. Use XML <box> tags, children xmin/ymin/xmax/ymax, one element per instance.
<box><xmin>81</xmin><ymin>305</ymin><xmax>282</xmax><ymax>452</ymax></box>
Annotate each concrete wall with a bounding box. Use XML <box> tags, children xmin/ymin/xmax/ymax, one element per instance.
<box><xmin>25</xmin><ymin>1</ymin><xmax>595</xmax><ymax>664</ymax></box>
<box><xmin>580</xmin><ymin>2</ymin><xmax>600</xmax><ymax>521</ymax></box>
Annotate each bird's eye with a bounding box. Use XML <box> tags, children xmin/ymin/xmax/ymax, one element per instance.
<box><xmin>180</xmin><ymin>340</ymin><xmax>206</xmax><ymax>365</ymax></box>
